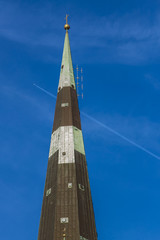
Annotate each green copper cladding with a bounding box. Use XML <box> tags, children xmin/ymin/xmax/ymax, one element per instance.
<box><xmin>73</xmin><ymin>127</ymin><xmax>85</xmax><ymax>155</ymax></box>
<box><xmin>58</xmin><ymin>31</ymin><xmax>76</xmax><ymax>90</ymax></box>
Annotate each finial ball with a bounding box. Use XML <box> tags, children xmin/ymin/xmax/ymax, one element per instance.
<box><xmin>64</xmin><ymin>23</ymin><xmax>70</xmax><ymax>30</ymax></box>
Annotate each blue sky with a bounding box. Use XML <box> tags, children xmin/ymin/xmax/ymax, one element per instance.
<box><xmin>1</xmin><ymin>0</ymin><xmax>160</xmax><ymax>239</ymax></box>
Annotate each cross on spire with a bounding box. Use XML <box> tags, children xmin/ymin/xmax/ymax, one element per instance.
<box><xmin>64</xmin><ymin>14</ymin><xmax>70</xmax><ymax>30</ymax></box>
<box><xmin>65</xmin><ymin>14</ymin><xmax>69</xmax><ymax>24</ymax></box>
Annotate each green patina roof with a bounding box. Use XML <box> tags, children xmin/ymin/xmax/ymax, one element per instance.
<box><xmin>58</xmin><ymin>31</ymin><xmax>76</xmax><ymax>89</ymax></box>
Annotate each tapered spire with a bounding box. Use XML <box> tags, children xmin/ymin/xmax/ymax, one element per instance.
<box><xmin>58</xmin><ymin>16</ymin><xmax>75</xmax><ymax>90</ymax></box>
<box><xmin>37</xmin><ymin>17</ymin><xmax>97</xmax><ymax>240</ymax></box>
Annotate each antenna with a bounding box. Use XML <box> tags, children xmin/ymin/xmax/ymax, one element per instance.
<box><xmin>76</xmin><ymin>65</ymin><xmax>83</xmax><ymax>99</ymax></box>
<box><xmin>81</xmin><ymin>67</ymin><xmax>83</xmax><ymax>99</ymax></box>
<box><xmin>76</xmin><ymin>65</ymin><xmax>80</xmax><ymax>97</ymax></box>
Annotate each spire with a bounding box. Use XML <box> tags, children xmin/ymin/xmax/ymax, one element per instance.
<box><xmin>58</xmin><ymin>15</ymin><xmax>75</xmax><ymax>91</ymax></box>
<box><xmin>37</xmin><ymin>16</ymin><xmax>98</xmax><ymax>240</ymax></box>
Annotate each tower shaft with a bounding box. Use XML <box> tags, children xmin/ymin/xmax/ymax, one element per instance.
<box><xmin>38</xmin><ymin>26</ymin><xmax>97</xmax><ymax>240</ymax></box>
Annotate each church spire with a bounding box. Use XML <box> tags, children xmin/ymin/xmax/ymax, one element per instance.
<box><xmin>58</xmin><ymin>15</ymin><xmax>75</xmax><ymax>91</ymax></box>
<box><xmin>37</xmin><ymin>17</ymin><xmax>98</xmax><ymax>240</ymax></box>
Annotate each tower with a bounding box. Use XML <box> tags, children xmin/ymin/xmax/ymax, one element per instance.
<box><xmin>38</xmin><ymin>17</ymin><xmax>98</xmax><ymax>240</ymax></box>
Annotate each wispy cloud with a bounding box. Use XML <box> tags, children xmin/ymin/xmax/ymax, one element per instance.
<box><xmin>0</xmin><ymin>1</ymin><xmax>63</xmax><ymax>47</ymax></box>
<box><xmin>0</xmin><ymin>83</ymin><xmax>54</xmax><ymax>123</ymax></box>
<box><xmin>1</xmin><ymin>1</ymin><xmax>160</xmax><ymax>64</ymax></box>
<box><xmin>145</xmin><ymin>74</ymin><xmax>160</xmax><ymax>90</ymax></box>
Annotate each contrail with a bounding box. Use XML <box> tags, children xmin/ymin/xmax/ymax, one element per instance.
<box><xmin>33</xmin><ymin>83</ymin><xmax>160</xmax><ymax>161</ymax></box>
<box><xmin>81</xmin><ymin>112</ymin><xmax>160</xmax><ymax>160</ymax></box>
<box><xmin>33</xmin><ymin>83</ymin><xmax>57</xmax><ymax>99</ymax></box>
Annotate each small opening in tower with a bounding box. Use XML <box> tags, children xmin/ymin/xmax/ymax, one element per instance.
<box><xmin>78</xmin><ymin>184</ymin><xmax>85</xmax><ymax>191</ymax></box>
<box><xmin>68</xmin><ymin>183</ymin><xmax>72</xmax><ymax>188</ymax></box>
<box><xmin>58</xmin><ymin>87</ymin><xmax>61</xmax><ymax>91</ymax></box>
<box><xmin>62</xmin><ymin>152</ymin><xmax>66</xmax><ymax>156</ymax></box>
<box><xmin>61</xmin><ymin>65</ymin><xmax>64</xmax><ymax>69</ymax></box>
<box><xmin>71</xmin><ymin>84</ymin><xmax>74</xmax><ymax>88</ymax></box>
<box><xmin>60</xmin><ymin>217</ymin><xmax>69</xmax><ymax>223</ymax></box>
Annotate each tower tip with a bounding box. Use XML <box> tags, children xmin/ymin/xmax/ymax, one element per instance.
<box><xmin>64</xmin><ymin>14</ymin><xmax>70</xmax><ymax>30</ymax></box>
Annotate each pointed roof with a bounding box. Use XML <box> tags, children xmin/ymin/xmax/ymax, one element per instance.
<box><xmin>38</xmin><ymin>17</ymin><xmax>97</xmax><ymax>240</ymax></box>
<box><xmin>58</xmin><ymin>29</ymin><xmax>76</xmax><ymax>91</ymax></box>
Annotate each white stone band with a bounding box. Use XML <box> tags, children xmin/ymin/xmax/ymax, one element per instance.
<box><xmin>49</xmin><ymin>126</ymin><xmax>85</xmax><ymax>164</ymax></box>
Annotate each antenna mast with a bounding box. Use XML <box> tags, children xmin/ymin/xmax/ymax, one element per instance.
<box><xmin>76</xmin><ymin>65</ymin><xmax>83</xmax><ymax>99</ymax></box>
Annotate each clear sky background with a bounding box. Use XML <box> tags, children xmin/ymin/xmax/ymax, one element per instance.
<box><xmin>1</xmin><ymin>0</ymin><xmax>160</xmax><ymax>239</ymax></box>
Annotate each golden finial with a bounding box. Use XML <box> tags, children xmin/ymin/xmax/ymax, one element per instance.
<box><xmin>64</xmin><ymin>14</ymin><xmax>70</xmax><ymax>30</ymax></box>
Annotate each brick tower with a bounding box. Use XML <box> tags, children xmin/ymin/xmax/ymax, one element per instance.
<box><xmin>38</xmin><ymin>17</ymin><xmax>98</xmax><ymax>240</ymax></box>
